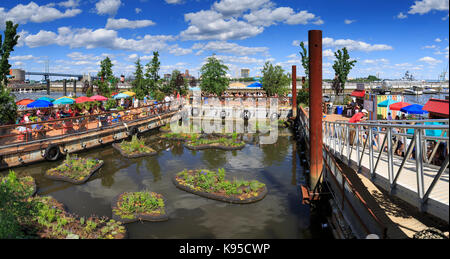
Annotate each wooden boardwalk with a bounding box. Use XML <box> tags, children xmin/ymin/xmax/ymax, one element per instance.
<box><xmin>327</xmin><ymin>142</ymin><xmax>449</xmax><ymax>223</ymax></box>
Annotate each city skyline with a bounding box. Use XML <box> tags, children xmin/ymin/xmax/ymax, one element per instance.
<box><xmin>2</xmin><ymin>0</ymin><xmax>449</xmax><ymax>80</ymax></box>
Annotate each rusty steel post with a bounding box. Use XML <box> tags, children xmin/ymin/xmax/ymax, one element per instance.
<box><xmin>73</xmin><ymin>80</ymin><xmax>76</xmax><ymax>96</ymax></box>
<box><xmin>292</xmin><ymin>65</ymin><xmax>297</xmax><ymax>118</ymax></box>
<box><xmin>63</xmin><ymin>79</ymin><xmax>67</xmax><ymax>96</ymax></box>
<box><xmin>308</xmin><ymin>30</ymin><xmax>323</xmax><ymax>191</ymax></box>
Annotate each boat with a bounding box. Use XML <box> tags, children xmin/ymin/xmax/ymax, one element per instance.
<box><xmin>440</xmin><ymin>87</ymin><xmax>449</xmax><ymax>94</ymax></box>
<box><xmin>403</xmin><ymin>86</ymin><xmax>423</xmax><ymax>95</ymax></box>
<box><xmin>423</xmin><ymin>86</ymin><xmax>438</xmax><ymax>94</ymax></box>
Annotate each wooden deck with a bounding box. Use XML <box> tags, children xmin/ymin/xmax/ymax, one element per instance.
<box><xmin>327</xmin><ymin>142</ymin><xmax>449</xmax><ymax>223</ymax></box>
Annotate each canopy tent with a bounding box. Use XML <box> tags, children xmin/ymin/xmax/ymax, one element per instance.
<box><xmin>389</xmin><ymin>102</ymin><xmax>411</xmax><ymax>111</ymax></box>
<box><xmin>37</xmin><ymin>97</ymin><xmax>55</xmax><ymax>102</ymax></box>
<box><xmin>377</xmin><ymin>99</ymin><xmax>397</xmax><ymax>107</ymax></box>
<box><xmin>90</xmin><ymin>95</ymin><xmax>108</xmax><ymax>101</ymax></box>
<box><xmin>53</xmin><ymin>96</ymin><xmax>75</xmax><ymax>105</ymax></box>
<box><xmin>350</xmin><ymin>90</ymin><xmax>365</xmax><ymax>98</ymax></box>
<box><xmin>247</xmin><ymin>82</ymin><xmax>262</xmax><ymax>88</ymax></box>
<box><xmin>229</xmin><ymin>82</ymin><xmax>246</xmax><ymax>88</ymax></box>
<box><xmin>26</xmin><ymin>100</ymin><xmax>53</xmax><ymax>108</ymax></box>
<box><xmin>113</xmin><ymin>93</ymin><xmax>131</xmax><ymax>99</ymax></box>
<box><xmin>400</xmin><ymin>104</ymin><xmax>428</xmax><ymax>115</ymax></box>
<box><xmin>75</xmin><ymin>96</ymin><xmax>94</xmax><ymax>103</ymax></box>
<box><xmin>16</xmin><ymin>99</ymin><xmax>34</xmax><ymax>106</ymax></box>
<box><xmin>422</xmin><ymin>98</ymin><xmax>449</xmax><ymax>118</ymax></box>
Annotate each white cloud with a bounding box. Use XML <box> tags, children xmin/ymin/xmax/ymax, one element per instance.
<box><xmin>135</xmin><ymin>8</ymin><xmax>142</xmax><ymax>14</ymax></box>
<box><xmin>243</xmin><ymin>7</ymin><xmax>323</xmax><ymax>26</ymax></box>
<box><xmin>105</xmin><ymin>18</ymin><xmax>155</xmax><ymax>29</ymax></box>
<box><xmin>322</xmin><ymin>37</ymin><xmax>393</xmax><ymax>52</ymax></box>
<box><xmin>363</xmin><ymin>58</ymin><xmax>389</xmax><ymax>64</ymax></box>
<box><xmin>435</xmin><ymin>38</ymin><xmax>442</xmax><ymax>42</ymax></box>
<box><xmin>323</xmin><ymin>49</ymin><xmax>335</xmax><ymax>59</ymax></box>
<box><xmin>23</xmin><ymin>27</ymin><xmax>175</xmax><ymax>53</ymax></box>
<box><xmin>165</xmin><ymin>0</ymin><xmax>183</xmax><ymax>4</ymax></box>
<box><xmin>192</xmin><ymin>41</ymin><xmax>268</xmax><ymax>56</ymax></box>
<box><xmin>408</xmin><ymin>0</ymin><xmax>449</xmax><ymax>15</ymax></box>
<box><xmin>10</xmin><ymin>55</ymin><xmax>36</xmax><ymax>61</ymax></box>
<box><xmin>213</xmin><ymin>0</ymin><xmax>272</xmax><ymax>17</ymax></box>
<box><xmin>0</xmin><ymin>2</ymin><xmax>81</xmax><ymax>28</ymax></box>
<box><xmin>180</xmin><ymin>10</ymin><xmax>264</xmax><ymax>40</ymax></box>
<box><xmin>418</xmin><ymin>56</ymin><xmax>442</xmax><ymax>65</ymax></box>
<box><xmin>397</xmin><ymin>12</ymin><xmax>407</xmax><ymax>19</ymax></box>
<box><xmin>344</xmin><ymin>19</ymin><xmax>356</xmax><ymax>24</ymax></box>
<box><xmin>96</xmin><ymin>0</ymin><xmax>121</xmax><ymax>16</ymax></box>
<box><xmin>58</xmin><ymin>0</ymin><xmax>80</xmax><ymax>8</ymax></box>
<box><xmin>423</xmin><ymin>44</ymin><xmax>437</xmax><ymax>48</ymax></box>
<box><xmin>168</xmin><ymin>44</ymin><xmax>193</xmax><ymax>56</ymax></box>
<box><xmin>214</xmin><ymin>55</ymin><xmax>269</xmax><ymax>64</ymax></box>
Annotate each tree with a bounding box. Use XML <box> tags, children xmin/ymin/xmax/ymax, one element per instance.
<box><xmin>331</xmin><ymin>47</ymin><xmax>356</xmax><ymax>96</ymax></box>
<box><xmin>0</xmin><ymin>21</ymin><xmax>19</xmax><ymax>89</ymax></box>
<box><xmin>200</xmin><ymin>55</ymin><xmax>229</xmax><ymax>95</ymax></box>
<box><xmin>403</xmin><ymin>71</ymin><xmax>414</xmax><ymax>81</ymax></box>
<box><xmin>189</xmin><ymin>77</ymin><xmax>197</xmax><ymax>87</ymax></box>
<box><xmin>97</xmin><ymin>57</ymin><xmax>117</xmax><ymax>97</ymax></box>
<box><xmin>297</xmin><ymin>41</ymin><xmax>310</xmax><ymax>105</ymax></box>
<box><xmin>144</xmin><ymin>51</ymin><xmax>161</xmax><ymax>94</ymax></box>
<box><xmin>260</xmin><ymin>61</ymin><xmax>290</xmax><ymax>96</ymax></box>
<box><xmin>132</xmin><ymin>58</ymin><xmax>147</xmax><ymax>99</ymax></box>
<box><xmin>0</xmin><ymin>21</ymin><xmax>19</xmax><ymax>125</ymax></box>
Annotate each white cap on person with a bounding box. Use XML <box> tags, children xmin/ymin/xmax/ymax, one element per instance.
<box><xmin>362</xmin><ymin>109</ymin><xmax>368</xmax><ymax>114</ymax></box>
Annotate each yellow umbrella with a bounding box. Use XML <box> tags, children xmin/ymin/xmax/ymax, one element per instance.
<box><xmin>56</xmin><ymin>96</ymin><xmax>75</xmax><ymax>100</ymax></box>
<box><xmin>122</xmin><ymin>91</ymin><xmax>136</xmax><ymax>96</ymax></box>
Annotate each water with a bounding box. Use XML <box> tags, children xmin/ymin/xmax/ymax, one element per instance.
<box><xmin>403</xmin><ymin>93</ymin><xmax>449</xmax><ymax>105</ymax></box>
<box><xmin>12</xmin><ymin>91</ymin><xmax>85</xmax><ymax>101</ymax></box>
<box><xmin>1</xmin><ymin>128</ymin><xmax>327</xmax><ymax>239</ymax></box>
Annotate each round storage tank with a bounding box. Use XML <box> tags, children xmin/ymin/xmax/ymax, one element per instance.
<box><xmin>10</xmin><ymin>69</ymin><xmax>25</xmax><ymax>82</ymax></box>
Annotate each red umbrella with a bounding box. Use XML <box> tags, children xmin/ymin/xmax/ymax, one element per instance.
<box><xmin>389</xmin><ymin>102</ymin><xmax>411</xmax><ymax>111</ymax></box>
<box><xmin>90</xmin><ymin>95</ymin><xmax>108</xmax><ymax>101</ymax></box>
<box><xmin>16</xmin><ymin>99</ymin><xmax>34</xmax><ymax>105</ymax></box>
<box><xmin>75</xmin><ymin>96</ymin><xmax>94</xmax><ymax>103</ymax></box>
<box><xmin>111</xmin><ymin>92</ymin><xmax>118</xmax><ymax>97</ymax></box>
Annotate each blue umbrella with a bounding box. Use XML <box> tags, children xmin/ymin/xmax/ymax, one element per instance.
<box><xmin>53</xmin><ymin>97</ymin><xmax>75</xmax><ymax>105</ymax></box>
<box><xmin>247</xmin><ymin>82</ymin><xmax>262</xmax><ymax>88</ymax></box>
<box><xmin>27</xmin><ymin>100</ymin><xmax>54</xmax><ymax>108</ymax></box>
<box><xmin>113</xmin><ymin>93</ymin><xmax>131</xmax><ymax>99</ymax></box>
<box><xmin>400</xmin><ymin>104</ymin><xmax>428</xmax><ymax>115</ymax></box>
<box><xmin>377</xmin><ymin>99</ymin><xmax>397</xmax><ymax>107</ymax></box>
<box><xmin>37</xmin><ymin>96</ymin><xmax>55</xmax><ymax>102</ymax></box>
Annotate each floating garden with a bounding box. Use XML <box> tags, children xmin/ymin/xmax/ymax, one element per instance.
<box><xmin>1</xmin><ymin>171</ymin><xmax>36</xmax><ymax>197</ymax></box>
<box><xmin>112</xmin><ymin>191</ymin><xmax>168</xmax><ymax>223</ymax></box>
<box><xmin>113</xmin><ymin>135</ymin><xmax>157</xmax><ymax>158</ymax></box>
<box><xmin>32</xmin><ymin>196</ymin><xmax>126</xmax><ymax>239</ymax></box>
<box><xmin>44</xmin><ymin>154</ymin><xmax>104</xmax><ymax>184</ymax></box>
<box><xmin>173</xmin><ymin>168</ymin><xmax>267</xmax><ymax>204</ymax></box>
<box><xmin>184</xmin><ymin>133</ymin><xmax>245</xmax><ymax>151</ymax></box>
<box><xmin>160</xmin><ymin>132</ymin><xmax>199</xmax><ymax>141</ymax></box>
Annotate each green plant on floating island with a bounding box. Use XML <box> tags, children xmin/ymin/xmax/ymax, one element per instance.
<box><xmin>175</xmin><ymin>168</ymin><xmax>266</xmax><ymax>200</ymax></box>
<box><xmin>32</xmin><ymin>196</ymin><xmax>126</xmax><ymax>239</ymax></box>
<box><xmin>46</xmin><ymin>154</ymin><xmax>103</xmax><ymax>181</ymax></box>
<box><xmin>113</xmin><ymin>191</ymin><xmax>165</xmax><ymax>220</ymax></box>
<box><xmin>0</xmin><ymin>171</ymin><xmax>35</xmax><ymax>197</ymax></box>
<box><xmin>162</xmin><ymin>132</ymin><xmax>198</xmax><ymax>140</ymax></box>
<box><xmin>119</xmin><ymin>135</ymin><xmax>155</xmax><ymax>155</ymax></box>
<box><xmin>187</xmin><ymin>136</ymin><xmax>244</xmax><ymax>147</ymax></box>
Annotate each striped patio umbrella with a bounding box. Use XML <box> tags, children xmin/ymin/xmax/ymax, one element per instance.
<box><xmin>53</xmin><ymin>96</ymin><xmax>75</xmax><ymax>105</ymax></box>
<box><xmin>90</xmin><ymin>95</ymin><xmax>108</xmax><ymax>101</ymax></box>
<box><xmin>27</xmin><ymin>100</ymin><xmax>53</xmax><ymax>108</ymax></box>
<box><xmin>122</xmin><ymin>91</ymin><xmax>136</xmax><ymax>96</ymax></box>
<box><xmin>37</xmin><ymin>96</ymin><xmax>55</xmax><ymax>102</ymax></box>
<box><xmin>75</xmin><ymin>96</ymin><xmax>94</xmax><ymax>103</ymax></box>
<box><xmin>389</xmin><ymin>102</ymin><xmax>411</xmax><ymax>111</ymax></box>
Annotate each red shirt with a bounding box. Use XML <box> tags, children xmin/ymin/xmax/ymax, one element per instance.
<box><xmin>349</xmin><ymin>112</ymin><xmax>365</xmax><ymax>123</ymax></box>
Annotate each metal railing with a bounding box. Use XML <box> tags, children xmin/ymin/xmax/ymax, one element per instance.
<box><xmin>323</xmin><ymin>118</ymin><xmax>449</xmax><ymax>209</ymax></box>
<box><xmin>298</xmin><ymin>106</ymin><xmax>387</xmax><ymax>238</ymax></box>
<box><xmin>188</xmin><ymin>96</ymin><xmax>293</xmax><ymax>107</ymax></box>
<box><xmin>0</xmin><ymin>100</ymin><xmax>182</xmax><ymax>149</ymax></box>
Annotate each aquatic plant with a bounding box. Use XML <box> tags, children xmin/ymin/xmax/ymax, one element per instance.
<box><xmin>45</xmin><ymin>154</ymin><xmax>103</xmax><ymax>182</ymax></box>
<box><xmin>112</xmin><ymin>191</ymin><xmax>166</xmax><ymax>220</ymax></box>
<box><xmin>119</xmin><ymin>135</ymin><xmax>155</xmax><ymax>155</ymax></box>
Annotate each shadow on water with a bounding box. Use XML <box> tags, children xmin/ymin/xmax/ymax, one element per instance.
<box><xmin>1</xmin><ymin>127</ymin><xmax>333</xmax><ymax>239</ymax></box>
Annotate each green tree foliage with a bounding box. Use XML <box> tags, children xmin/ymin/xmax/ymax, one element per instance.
<box><xmin>168</xmin><ymin>70</ymin><xmax>188</xmax><ymax>95</ymax></box>
<box><xmin>331</xmin><ymin>47</ymin><xmax>356</xmax><ymax>96</ymax></box>
<box><xmin>96</xmin><ymin>56</ymin><xmax>117</xmax><ymax>97</ymax></box>
<box><xmin>0</xmin><ymin>21</ymin><xmax>19</xmax><ymax>88</ymax></box>
<box><xmin>297</xmin><ymin>41</ymin><xmax>309</xmax><ymax>105</ymax></box>
<box><xmin>200</xmin><ymin>56</ymin><xmax>229</xmax><ymax>95</ymax></box>
<box><xmin>261</xmin><ymin>61</ymin><xmax>290</xmax><ymax>96</ymax></box>
<box><xmin>97</xmin><ymin>57</ymin><xmax>114</xmax><ymax>81</ymax></box>
<box><xmin>189</xmin><ymin>77</ymin><xmax>197</xmax><ymax>87</ymax></box>
<box><xmin>0</xmin><ymin>171</ymin><xmax>39</xmax><ymax>238</ymax></box>
<box><xmin>144</xmin><ymin>51</ymin><xmax>161</xmax><ymax>94</ymax></box>
<box><xmin>299</xmin><ymin>41</ymin><xmax>309</xmax><ymax>82</ymax></box>
<box><xmin>0</xmin><ymin>21</ymin><xmax>19</xmax><ymax>125</ymax></box>
<box><xmin>132</xmin><ymin>58</ymin><xmax>147</xmax><ymax>99</ymax></box>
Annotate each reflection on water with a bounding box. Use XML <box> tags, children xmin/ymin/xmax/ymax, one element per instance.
<box><xmin>1</xmin><ymin>127</ymin><xmax>330</xmax><ymax>239</ymax></box>
<box><xmin>403</xmin><ymin>93</ymin><xmax>448</xmax><ymax>105</ymax></box>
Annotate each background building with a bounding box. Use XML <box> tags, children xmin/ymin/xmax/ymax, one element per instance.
<box><xmin>241</xmin><ymin>68</ymin><xmax>250</xmax><ymax>78</ymax></box>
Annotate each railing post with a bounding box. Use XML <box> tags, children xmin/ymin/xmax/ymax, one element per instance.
<box><xmin>415</xmin><ymin>129</ymin><xmax>425</xmax><ymax>209</ymax></box>
<box><xmin>356</xmin><ymin>125</ymin><xmax>360</xmax><ymax>165</ymax></box>
<box><xmin>369</xmin><ymin>127</ymin><xmax>374</xmax><ymax>178</ymax></box>
<box><xmin>346</xmin><ymin>124</ymin><xmax>350</xmax><ymax>163</ymax></box>
<box><xmin>387</xmin><ymin>127</ymin><xmax>394</xmax><ymax>190</ymax></box>
<box><xmin>292</xmin><ymin>65</ymin><xmax>297</xmax><ymax>118</ymax></box>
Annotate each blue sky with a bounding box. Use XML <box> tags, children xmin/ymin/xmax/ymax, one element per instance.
<box><xmin>2</xmin><ymin>0</ymin><xmax>449</xmax><ymax>80</ymax></box>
